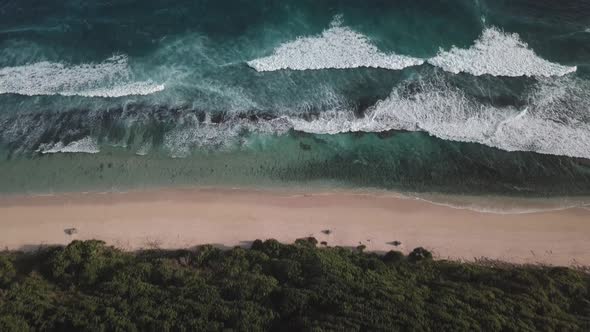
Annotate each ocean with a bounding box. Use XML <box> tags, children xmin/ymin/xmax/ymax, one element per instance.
<box><xmin>1</xmin><ymin>0</ymin><xmax>589</xmax><ymax>199</ymax></box>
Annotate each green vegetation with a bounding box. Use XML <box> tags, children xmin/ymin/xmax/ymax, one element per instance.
<box><xmin>0</xmin><ymin>240</ymin><xmax>589</xmax><ymax>331</ymax></box>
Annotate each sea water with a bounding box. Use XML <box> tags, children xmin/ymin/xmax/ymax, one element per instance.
<box><xmin>0</xmin><ymin>0</ymin><xmax>589</xmax><ymax>198</ymax></box>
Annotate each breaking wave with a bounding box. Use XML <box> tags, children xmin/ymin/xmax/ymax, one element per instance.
<box><xmin>38</xmin><ymin>137</ymin><xmax>100</xmax><ymax>154</ymax></box>
<box><xmin>2</xmin><ymin>76</ymin><xmax>589</xmax><ymax>159</ymax></box>
<box><xmin>247</xmin><ymin>22</ymin><xmax>575</xmax><ymax>78</ymax></box>
<box><xmin>247</xmin><ymin>17</ymin><xmax>424</xmax><ymax>72</ymax></box>
<box><xmin>428</xmin><ymin>27</ymin><xmax>577</xmax><ymax>77</ymax></box>
<box><xmin>290</xmin><ymin>76</ymin><xmax>590</xmax><ymax>159</ymax></box>
<box><xmin>0</xmin><ymin>55</ymin><xmax>165</xmax><ymax>97</ymax></box>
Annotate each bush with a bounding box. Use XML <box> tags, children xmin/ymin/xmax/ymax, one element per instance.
<box><xmin>0</xmin><ymin>315</ymin><xmax>30</xmax><ymax>332</ymax></box>
<box><xmin>408</xmin><ymin>247</ymin><xmax>433</xmax><ymax>263</ymax></box>
<box><xmin>0</xmin><ymin>256</ymin><xmax>16</xmax><ymax>288</ymax></box>
<box><xmin>252</xmin><ymin>239</ymin><xmax>282</xmax><ymax>257</ymax></box>
<box><xmin>383</xmin><ymin>250</ymin><xmax>405</xmax><ymax>263</ymax></box>
<box><xmin>48</xmin><ymin>240</ymin><xmax>125</xmax><ymax>286</ymax></box>
<box><xmin>294</xmin><ymin>237</ymin><xmax>318</xmax><ymax>248</ymax></box>
<box><xmin>251</xmin><ymin>239</ymin><xmax>264</xmax><ymax>251</ymax></box>
<box><xmin>270</xmin><ymin>259</ymin><xmax>302</xmax><ymax>283</ymax></box>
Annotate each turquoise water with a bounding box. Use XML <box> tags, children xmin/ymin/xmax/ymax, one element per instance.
<box><xmin>1</xmin><ymin>0</ymin><xmax>590</xmax><ymax>195</ymax></box>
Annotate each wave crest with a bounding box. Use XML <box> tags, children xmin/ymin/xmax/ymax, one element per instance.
<box><xmin>38</xmin><ymin>137</ymin><xmax>100</xmax><ymax>154</ymax></box>
<box><xmin>428</xmin><ymin>27</ymin><xmax>577</xmax><ymax>77</ymax></box>
<box><xmin>247</xmin><ymin>18</ymin><xmax>424</xmax><ymax>72</ymax></box>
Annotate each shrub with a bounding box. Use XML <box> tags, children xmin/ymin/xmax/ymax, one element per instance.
<box><xmin>251</xmin><ymin>239</ymin><xmax>264</xmax><ymax>251</ymax></box>
<box><xmin>0</xmin><ymin>256</ymin><xmax>16</xmax><ymax>288</ymax></box>
<box><xmin>48</xmin><ymin>240</ymin><xmax>125</xmax><ymax>286</ymax></box>
<box><xmin>383</xmin><ymin>250</ymin><xmax>405</xmax><ymax>263</ymax></box>
<box><xmin>408</xmin><ymin>247</ymin><xmax>433</xmax><ymax>262</ymax></box>
<box><xmin>253</xmin><ymin>239</ymin><xmax>283</xmax><ymax>257</ymax></box>
<box><xmin>0</xmin><ymin>315</ymin><xmax>30</xmax><ymax>332</ymax></box>
<box><xmin>295</xmin><ymin>237</ymin><xmax>318</xmax><ymax>248</ymax></box>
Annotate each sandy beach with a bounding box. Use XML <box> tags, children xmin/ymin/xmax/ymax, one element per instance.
<box><xmin>0</xmin><ymin>188</ymin><xmax>589</xmax><ymax>267</ymax></box>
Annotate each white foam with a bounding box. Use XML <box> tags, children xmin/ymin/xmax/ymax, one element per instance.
<box><xmin>247</xmin><ymin>18</ymin><xmax>424</xmax><ymax>72</ymax></box>
<box><xmin>136</xmin><ymin>141</ymin><xmax>152</xmax><ymax>156</ymax></box>
<box><xmin>163</xmin><ymin>115</ymin><xmax>291</xmax><ymax>158</ymax></box>
<box><xmin>0</xmin><ymin>55</ymin><xmax>164</xmax><ymax>97</ymax></box>
<box><xmin>146</xmin><ymin>75</ymin><xmax>590</xmax><ymax>160</ymax></box>
<box><xmin>64</xmin><ymin>81</ymin><xmax>165</xmax><ymax>98</ymax></box>
<box><xmin>428</xmin><ymin>27</ymin><xmax>577</xmax><ymax>77</ymax></box>
<box><xmin>412</xmin><ymin>193</ymin><xmax>590</xmax><ymax>215</ymax></box>
<box><xmin>287</xmin><ymin>77</ymin><xmax>590</xmax><ymax>159</ymax></box>
<box><xmin>39</xmin><ymin>137</ymin><xmax>100</xmax><ymax>154</ymax></box>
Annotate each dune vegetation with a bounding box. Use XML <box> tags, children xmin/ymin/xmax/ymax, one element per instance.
<box><xmin>0</xmin><ymin>239</ymin><xmax>589</xmax><ymax>331</ymax></box>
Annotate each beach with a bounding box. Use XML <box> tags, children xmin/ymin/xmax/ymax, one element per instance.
<box><xmin>1</xmin><ymin>188</ymin><xmax>589</xmax><ymax>267</ymax></box>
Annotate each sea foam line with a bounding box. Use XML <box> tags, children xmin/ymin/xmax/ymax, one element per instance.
<box><xmin>247</xmin><ymin>17</ymin><xmax>424</xmax><ymax>72</ymax></box>
<box><xmin>0</xmin><ymin>55</ymin><xmax>164</xmax><ymax>97</ymax></box>
<box><xmin>411</xmin><ymin>194</ymin><xmax>590</xmax><ymax>215</ymax></box>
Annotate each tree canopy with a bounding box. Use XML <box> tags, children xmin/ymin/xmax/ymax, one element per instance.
<box><xmin>0</xmin><ymin>240</ymin><xmax>589</xmax><ymax>331</ymax></box>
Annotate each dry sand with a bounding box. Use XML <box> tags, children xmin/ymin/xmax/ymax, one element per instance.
<box><xmin>0</xmin><ymin>188</ymin><xmax>589</xmax><ymax>266</ymax></box>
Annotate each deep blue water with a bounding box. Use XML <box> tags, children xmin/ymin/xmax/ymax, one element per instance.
<box><xmin>1</xmin><ymin>0</ymin><xmax>590</xmax><ymax>196</ymax></box>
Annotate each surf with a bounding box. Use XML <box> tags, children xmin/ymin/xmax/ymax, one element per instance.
<box><xmin>287</xmin><ymin>76</ymin><xmax>590</xmax><ymax>159</ymax></box>
<box><xmin>37</xmin><ymin>137</ymin><xmax>100</xmax><ymax>154</ymax></box>
<box><xmin>247</xmin><ymin>16</ymin><xmax>424</xmax><ymax>72</ymax></box>
<box><xmin>3</xmin><ymin>74</ymin><xmax>589</xmax><ymax>160</ymax></box>
<box><xmin>0</xmin><ymin>55</ymin><xmax>164</xmax><ymax>98</ymax></box>
<box><xmin>428</xmin><ymin>27</ymin><xmax>577</xmax><ymax>77</ymax></box>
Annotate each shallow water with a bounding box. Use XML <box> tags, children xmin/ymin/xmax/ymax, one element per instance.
<box><xmin>0</xmin><ymin>0</ymin><xmax>589</xmax><ymax>197</ymax></box>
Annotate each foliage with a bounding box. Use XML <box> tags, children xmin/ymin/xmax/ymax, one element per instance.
<box><xmin>408</xmin><ymin>247</ymin><xmax>433</xmax><ymax>262</ymax></box>
<box><xmin>0</xmin><ymin>240</ymin><xmax>588</xmax><ymax>331</ymax></box>
<box><xmin>0</xmin><ymin>256</ymin><xmax>16</xmax><ymax>288</ymax></box>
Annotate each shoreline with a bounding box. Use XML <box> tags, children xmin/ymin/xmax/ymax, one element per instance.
<box><xmin>4</xmin><ymin>185</ymin><xmax>590</xmax><ymax>214</ymax></box>
<box><xmin>1</xmin><ymin>187</ymin><xmax>589</xmax><ymax>267</ymax></box>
